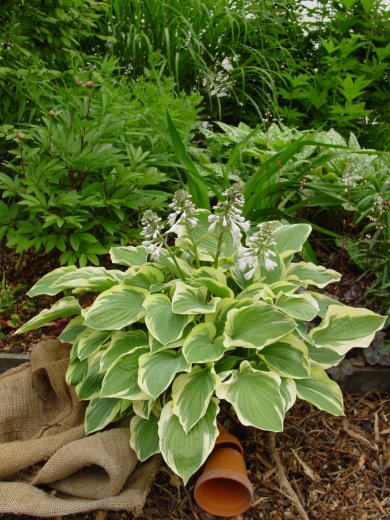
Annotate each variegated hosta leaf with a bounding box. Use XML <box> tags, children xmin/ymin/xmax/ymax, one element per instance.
<box><xmin>216</xmin><ymin>361</ymin><xmax>285</xmax><ymax>432</ymax></box>
<box><xmin>182</xmin><ymin>323</ymin><xmax>225</xmax><ymax>363</ymax></box>
<box><xmin>101</xmin><ymin>348</ymin><xmax>150</xmax><ymax>400</ymax></box>
<box><xmin>27</xmin><ymin>266</ymin><xmax>77</xmax><ymax>297</ymax></box>
<box><xmin>279</xmin><ymin>378</ymin><xmax>297</xmax><ymax>412</ymax></box>
<box><xmin>236</xmin><ymin>282</ymin><xmax>268</xmax><ymax>301</ymax></box>
<box><xmin>310</xmin><ymin>305</ymin><xmax>386</xmax><ymax>355</ymax></box>
<box><xmin>172</xmin><ymin>281</ymin><xmax>220</xmax><ymax>314</ymax></box>
<box><xmin>210</xmin><ymin>297</ymin><xmax>254</xmax><ymax>336</ymax></box>
<box><xmin>59</xmin><ymin>315</ymin><xmax>86</xmax><ymax>343</ymax></box>
<box><xmin>259</xmin><ymin>334</ymin><xmax>310</xmax><ymax>378</ymax></box>
<box><xmin>191</xmin><ymin>267</ymin><xmax>233</xmax><ymax>298</ymax></box>
<box><xmin>287</xmin><ymin>262</ymin><xmax>341</xmax><ymax>288</ymax></box>
<box><xmin>124</xmin><ymin>264</ymin><xmax>165</xmax><ymax>289</ymax></box>
<box><xmin>133</xmin><ymin>399</ymin><xmax>154</xmax><ymax>419</ymax></box>
<box><xmin>143</xmin><ymin>293</ymin><xmax>193</xmax><ymax>345</ymax></box>
<box><xmin>259</xmin><ymin>252</ymin><xmax>287</xmax><ymax>286</ymax></box>
<box><xmin>83</xmin><ymin>285</ymin><xmax>148</xmax><ymax>330</ymax></box>
<box><xmin>66</xmin><ymin>357</ymin><xmax>88</xmax><ymax>386</ymax></box>
<box><xmin>130</xmin><ymin>414</ymin><xmax>160</xmax><ymax>461</ymax></box>
<box><xmin>308</xmin><ymin>292</ymin><xmax>345</xmax><ymax>319</ymax></box>
<box><xmin>172</xmin><ymin>366</ymin><xmax>218</xmax><ymax>433</ymax></box>
<box><xmin>269</xmin><ymin>281</ymin><xmax>299</xmax><ymax>296</ymax></box>
<box><xmin>275</xmin><ymin>292</ymin><xmax>319</xmax><ymax>322</ymax></box>
<box><xmin>109</xmin><ymin>245</ymin><xmax>147</xmax><ymax>266</ymax></box>
<box><xmin>307</xmin><ymin>343</ymin><xmax>344</xmax><ymax>368</ymax></box>
<box><xmin>16</xmin><ymin>296</ymin><xmax>81</xmax><ymax>334</ymax></box>
<box><xmin>99</xmin><ymin>330</ymin><xmax>149</xmax><ymax>372</ymax></box>
<box><xmin>85</xmin><ymin>397</ymin><xmax>130</xmax><ymax>434</ymax></box>
<box><xmin>138</xmin><ymin>350</ymin><xmax>190</xmax><ymax>399</ymax></box>
<box><xmin>76</xmin><ymin>355</ymin><xmax>104</xmax><ymax>400</ymax></box>
<box><xmin>295</xmin><ymin>366</ymin><xmax>344</xmax><ymax>416</ymax></box>
<box><xmin>76</xmin><ymin>329</ymin><xmax>112</xmax><ymax>360</ymax></box>
<box><xmin>274</xmin><ymin>224</ymin><xmax>312</xmax><ymax>259</ymax></box>
<box><xmin>158</xmin><ymin>399</ymin><xmax>219</xmax><ymax>484</ymax></box>
<box><xmin>51</xmin><ymin>267</ymin><xmax>126</xmax><ymax>292</ymax></box>
<box><xmin>224</xmin><ymin>302</ymin><xmax>296</xmax><ymax>349</ymax></box>
<box><xmin>157</xmin><ymin>255</ymin><xmax>194</xmax><ymax>278</ymax></box>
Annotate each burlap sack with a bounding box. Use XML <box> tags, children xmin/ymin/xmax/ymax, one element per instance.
<box><xmin>0</xmin><ymin>339</ymin><xmax>159</xmax><ymax>516</ymax></box>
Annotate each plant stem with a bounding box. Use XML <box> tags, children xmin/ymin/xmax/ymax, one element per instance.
<box><xmin>213</xmin><ymin>227</ymin><xmax>225</xmax><ymax>269</ymax></box>
<box><xmin>160</xmin><ymin>235</ymin><xmax>186</xmax><ymax>280</ymax></box>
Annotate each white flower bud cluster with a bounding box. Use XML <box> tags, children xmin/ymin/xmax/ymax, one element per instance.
<box><xmin>208</xmin><ymin>182</ymin><xmax>250</xmax><ymax>244</ymax></box>
<box><xmin>140</xmin><ymin>210</ymin><xmax>164</xmax><ymax>260</ymax></box>
<box><xmin>168</xmin><ymin>190</ymin><xmax>198</xmax><ymax>235</ymax></box>
<box><xmin>237</xmin><ymin>222</ymin><xmax>277</xmax><ymax>280</ymax></box>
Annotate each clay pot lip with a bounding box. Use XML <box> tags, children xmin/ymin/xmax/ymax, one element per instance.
<box><xmin>216</xmin><ymin>423</ymin><xmax>244</xmax><ymax>454</ymax></box>
<box><xmin>195</xmin><ymin>468</ymin><xmax>254</xmax><ymax>492</ymax></box>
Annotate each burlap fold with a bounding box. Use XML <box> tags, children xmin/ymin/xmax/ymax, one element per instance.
<box><xmin>0</xmin><ymin>339</ymin><xmax>159</xmax><ymax>516</ymax></box>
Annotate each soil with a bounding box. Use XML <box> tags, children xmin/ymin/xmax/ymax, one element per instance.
<box><xmin>0</xmin><ymin>243</ymin><xmax>389</xmax><ymax>519</ymax></box>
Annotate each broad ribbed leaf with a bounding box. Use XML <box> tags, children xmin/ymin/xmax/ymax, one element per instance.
<box><xmin>101</xmin><ymin>348</ymin><xmax>150</xmax><ymax>400</ymax></box>
<box><xmin>287</xmin><ymin>262</ymin><xmax>341</xmax><ymax>288</ymax></box>
<box><xmin>182</xmin><ymin>323</ymin><xmax>224</xmax><ymax>363</ymax></box>
<box><xmin>16</xmin><ymin>296</ymin><xmax>81</xmax><ymax>334</ymax></box>
<box><xmin>224</xmin><ymin>302</ymin><xmax>296</xmax><ymax>349</ymax></box>
<box><xmin>172</xmin><ymin>281</ymin><xmax>220</xmax><ymax>314</ymax></box>
<box><xmin>279</xmin><ymin>378</ymin><xmax>297</xmax><ymax>412</ymax></box>
<box><xmin>310</xmin><ymin>305</ymin><xmax>386</xmax><ymax>354</ymax></box>
<box><xmin>172</xmin><ymin>366</ymin><xmax>218</xmax><ymax>433</ymax></box>
<box><xmin>138</xmin><ymin>350</ymin><xmax>189</xmax><ymax>399</ymax></box>
<box><xmin>51</xmin><ymin>267</ymin><xmax>126</xmax><ymax>292</ymax></box>
<box><xmin>133</xmin><ymin>399</ymin><xmax>154</xmax><ymax>419</ymax></box>
<box><xmin>307</xmin><ymin>344</ymin><xmax>344</xmax><ymax>368</ymax></box>
<box><xmin>124</xmin><ymin>265</ymin><xmax>164</xmax><ymax>289</ymax></box>
<box><xmin>158</xmin><ymin>399</ymin><xmax>219</xmax><ymax>484</ymax></box>
<box><xmin>295</xmin><ymin>366</ymin><xmax>344</xmax><ymax>416</ymax></box>
<box><xmin>100</xmin><ymin>330</ymin><xmax>149</xmax><ymax>372</ymax></box>
<box><xmin>275</xmin><ymin>292</ymin><xmax>319</xmax><ymax>321</ymax></box>
<box><xmin>66</xmin><ymin>357</ymin><xmax>88</xmax><ymax>386</ymax></box>
<box><xmin>76</xmin><ymin>356</ymin><xmax>104</xmax><ymax>400</ymax></box>
<box><xmin>216</xmin><ymin>361</ymin><xmax>284</xmax><ymax>431</ymax></box>
<box><xmin>274</xmin><ymin>224</ymin><xmax>312</xmax><ymax>258</ymax></box>
<box><xmin>110</xmin><ymin>245</ymin><xmax>147</xmax><ymax>266</ymax></box>
<box><xmin>85</xmin><ymin>397</ymin><xmax>126</xmax><ymax>434</ymax></box>
<box><xmin>27</xmin><ymin>266</ymin><xmax>77</xmax><ymax>296</ymax></box>
<box><xmin>130</xmin><ymin>415</ymin><xmax>160</xmax><ymax>461</ymax></box>
<box><xmin>143</xmin><ymin>293</ymin><xmax>193</xmax><ymax>345</ymax></box>
<box><xmin>83</xmin><ymin>285</ymin><xmax>148</xmax><ymax>330</ymax></box>
<box><xmin>76</xmin><ymin>329</ymin><xmax>112</xmax><ymax>360</ymax></box>
<box><xmin>259</xmin><ymin>335</ymin><xmax>310</xmax><ymax>378</ymax></box>
<box><xmin>59</xmin><ymin>315</ymin><xmax>86</xmax><ymax>343</ymax></box>
<box><xmin>309</xmin><ymin>292</ymin><xmax>345</xmax><ymax>319</ymax></box>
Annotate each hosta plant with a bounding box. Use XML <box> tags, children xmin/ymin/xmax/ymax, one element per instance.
<box><xmin>17</xmin><ymin>185</ymin><xmax>386</xmax><ymax>483</ymax></box>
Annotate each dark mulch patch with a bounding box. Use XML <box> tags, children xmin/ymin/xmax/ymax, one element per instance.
<box><xmin>1</xmin><ymin>394</ymin><xmax>389</xmax><ymax>520</ymax></box>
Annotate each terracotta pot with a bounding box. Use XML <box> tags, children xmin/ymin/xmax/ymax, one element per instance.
<box><xmin>194</xmin><ymin>426</ymin><xmax>253</xmax><ymax>517</ymax></box>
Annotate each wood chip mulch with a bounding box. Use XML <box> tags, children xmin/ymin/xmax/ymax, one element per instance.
<box><xmin>1</xmin><ymin>393</ymin><xmax>389</xmax><ymax>520</ymax></box>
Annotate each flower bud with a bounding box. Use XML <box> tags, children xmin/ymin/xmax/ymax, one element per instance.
<box><xmin>17</xmin><ymin>132</ymin><xmax>25</xmax><ymax>140</ymax></box>
<box><xmin>76</xmin><ymin>79</ymin><xmax>83</xmax><ymax>87</ymax></box>
<box><xmin>48</xmin><ymin>110</ymin><xmax>55</xmax><ymax>118</ymax></box>
<box><xmin>86</xmin><ymin>80</ymin><xmax>94</xmax><ymax>88</ymax></box>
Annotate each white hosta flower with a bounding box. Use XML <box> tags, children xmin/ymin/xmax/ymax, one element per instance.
<box><xmin>237</xmin><ymin>222</ymin><xmax>277</xmax><ymax>279</ymax></box>
<box><xmin>208</xmin><ymin>182</ymin><xmax>250</xmax><ymax>244</ymax></box>
<box><xmin>168</xmin><ymin>190</ymin><xmax>198</xmax><ymax>236</ymax></box>
<box><xmin>141</xmin><ymin>210</ymin><xmax>164</xmax><ymax>259</ymax></box>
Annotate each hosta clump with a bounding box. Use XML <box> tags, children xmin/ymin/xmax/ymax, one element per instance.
<box><xmin>17</xmin><ymin>187</ymin><xmax>386</xmax><ymax>483</ymax></box>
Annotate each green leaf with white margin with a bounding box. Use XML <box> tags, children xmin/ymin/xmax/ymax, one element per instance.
<box><xmin>259</xmin><ymin>252</ymin><xmax>287</xmax><ymax>286</ymax></box>
<box><xmin>274</xmin><ymin>224</ymin><xmax>312</xmax><ymax>259</ymax></box>
<box><xmin>143</xmin><ymin>293</ymin><xmax>193</xmax><ymax>345</ymax></box>
<box><xmin>110</xmin><ymin>245</ymin><xmax>147</xmax><ymax>266</ymax></box>
<box><xmin>133</xmin><ymin>399</ymin><xmax>154</xmax><ymax>419</ymax></box>
<box><xmin>85</xmin><ymin>397</ymin><xmax>129</xmax><ymax>434</ymax></box>
<box><xmin>279</xmin><ymin>378</ymin><xmax>297</xmax><ymax>412</ymax></box>
<box><xmin>182</xmin><ymin>323</ymin><xmax>225</xmax><ymax>363</ymax></box>
<box><xmin>210</xmin><ymin>297</ymin><xmax>254</xmax><ymax>336</ymax></box>
<box><xmin>124</xmin><ymin>264</ymin><xmax>165</xmax><ymax>289</ymax></box>
<box><xmin>224</xmin><ymin>302</ymin><xmax>296</xmax><ymax>349</ymax></box>
<box><xmin>275</xmin><ymin>292</ymin><xmax>319</xmax><ymax>321</ymax></box>
<box><xmin>308</xmin><ymin>292</ymin><xmax>345</xmax><ymax>319</ymax></box>
<box><xmin>172</xmin><ymin>281</ymin><xmax>220</xmax><ymax>314</ymax></box>
<box><xmin>310</xmin><ymin>305</ymin><xmax>386</xmax><ymax>355</ymax></box>
<box><xmin>216</xmin><ymin>361</ymin><xmax>284</xmax><ymax>431</ymax></box>
<box><xmin>101</xmin><ymin>348</ymin><xmax>150</xmax><ymax>400</ymax></box>
<box><xmin>76</xmin><ymin>329</ymin><xmax>112</xmax><ymax>360</ymax></box>
<box><xmin>51</xmin><ymin>267</ymin><xmax>126</xmax><ymax>292</ymax></box>
<box><xmin>287</xmin><ymin>262</ymin><xmax>341</xmax><ymax>288</ymax></box>
<box><xmin>158</xmin><ymin>398</ymin><xmax>219</xmax><ymax>484</ymax></box>
<box><xmin>190</xmin><ymin>267</ymin><xmax>234</xmax><ymax>298</ymax></box>
<box><xmin>83</xmin><ymin>285</ymin><xmax>148</xmax><ymax>330</ymax></box>
<box><xmin>138</xmin><ymin>350</ymin><xmax>190</xmax><ymax>399</ymax></box>
<box><xmin>59</xmin><ymin>315</ymin><xmax>86</xmax><ymax>343</ymax></box>
<box><xmin>76</xmin><ymin>355</ymin><xmax>104</xmax><ymax>400</ymax></box>
<box><xmin>172</xmin><ymin>366</ymin><xmax>218</xmax><ymax>433</ymax></box>
<box><xmin>259</xmin><ymin>334</ymin><xmax>310</xmax><ymax>378</ymax></box>
<box><xmin>295</xmin><ymin>366</ymin><xmax>344</xmax><ymax>416</ymax></box>
<box><xmin>27</xmin><ymin>266</ymin><xmax>77</xmax><ymax>296</ymax></box>
<box><xmin>66</xmin><ymin>357</ymin><xmax>88</xmax><ymax>386</ymax></box>
<box><xmin>130</xmin><ymin>414</ymin><xmax>160</xmax><ymax>461</ymax></box>
<box><xmin>307</xmin><ymin>344</ymin><xmax>344</xmax><ymax>369</ymax></box>
<box><xmin>100</xmin><ymin>330</ymin><xmax>149</xmax><ymax>372</ymax></box>
<box><xmin>16</xmin><ymin>296</ymin><xmax>81</xmax><ymax>334</ymax></box>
